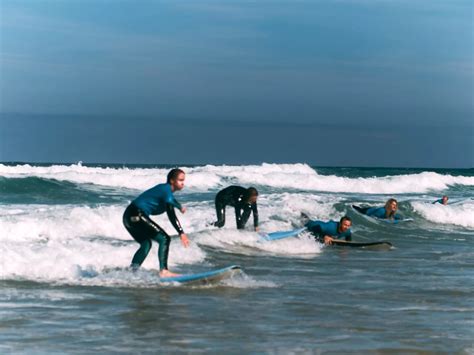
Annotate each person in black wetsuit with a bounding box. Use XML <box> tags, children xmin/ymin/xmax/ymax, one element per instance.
<box><xmin>213</xmin><ymin>186</ymin><xmax>259</xmax><ymax>231</ymax></box>
<box><xmin>122</xmin><ymin>168</ymin><xmax>189</xmax><ymax>277</ymax></box>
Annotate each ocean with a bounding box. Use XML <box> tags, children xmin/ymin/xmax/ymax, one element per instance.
<box><xmin>1</xmin><ymin>163</ymin><xmax>473</xmax><ymax>353</ymax></box>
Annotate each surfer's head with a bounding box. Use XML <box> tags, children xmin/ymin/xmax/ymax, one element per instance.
<box><xmin>441</xmin><ymin>195</ymin><xmax>449</xmax><ymax>205</ymax></box>
<box><xmin>384</xmin><ymin>198</ymin><xmax>398</xmax><ymax>217</ymax></box>
<box><xmin>167</xmin><ymin>168</ymin><xmax>186</xmax><ymax>191</ymax></box>
<box><xmin>245</xmin><ymin>187</ymin><xmax>259</xmax><ymax>204</ymax></box>
<box><xmin>339</xmin><ymin>216</ymin><xmax>352</xmax><ymax>233</ymax></box>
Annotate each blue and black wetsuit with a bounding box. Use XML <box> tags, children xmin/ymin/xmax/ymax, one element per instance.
<box><xmin>365</xmin><ymin>207</ymin><xmax>401</xmax><ymax>220</ymax></box>
<box><xmin>432</xmin><ymin>199</ymin><xmax>443</xmax><ymax>204</ymax></box>
<box><xmin>214</xmin><ymin>186</ymin><xmax>259</xmax><ymax>230</ymax></box>
<box><xmin>305</xmin><ymin>220</ymin><xmax>352</xmax><ymax>242</ymax></box>
<box><xmin>123</xmin><ymin>183</ymin><xmax>184</xmax><ymax>270</ymax></box>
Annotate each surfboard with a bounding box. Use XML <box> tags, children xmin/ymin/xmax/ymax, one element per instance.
<box><xmin>352</xmin><ymin>205</ymin><xmax>413</xmax><ymax>224</ymax></box>
<box><xmin>331</xmin><ymin>240</ymin><xmax>393</xmax><ymax>251</ymax></box>
<box><xmin>259</xmin><ymin>227</ymin><xmax>307</xmax><ymax>241</ymax></box>
<box><xmin>159</xmin><ymin>265</ymin><xmax>242</xmax><ymax>285</ymax></box>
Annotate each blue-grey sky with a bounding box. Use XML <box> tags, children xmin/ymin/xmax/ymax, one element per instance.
<box><xmin>0</xmin><ymin>0</ymin><xmax>473</xmax><ymax>167</ymax></box>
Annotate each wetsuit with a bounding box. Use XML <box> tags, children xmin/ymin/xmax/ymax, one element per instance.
<box><xmin>432</xmin><ymin>199</ymin><xmax>443</xmax><ymax>205</ymax></box>
<box><xmin>305</xmin><ymin>220</ymin><xmax>352</xmax><ymax>242</ymax></box>
<box><xmin>122</xmin><ymin>183</ymin><xmax>184</xmax><ymax>270</ymax></box>
<box><xmin>365</xmin><ymin>207</ymin><xmax>401</xmax><ymax>220</ymax></box>
<box><xmin>214</xmin><ymin>186</ymin><xmax>259</xmax><ymax>230</ymax></box>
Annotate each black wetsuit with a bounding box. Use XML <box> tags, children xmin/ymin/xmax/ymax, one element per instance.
<box><xmin>122</xmin><ymin>183</ymin><xmax>184</xmax><ymax>270</ymax></box>
<box><xmin>214</xmin><ymin>186</ymin><xmax>259</xmax><ymax>229</ymax></box>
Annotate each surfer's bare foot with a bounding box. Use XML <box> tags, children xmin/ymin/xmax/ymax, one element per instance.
<box><xmin>159</xmin><ymin>269</ymin><xmax>181</xmax><ymax>277</ymax></box>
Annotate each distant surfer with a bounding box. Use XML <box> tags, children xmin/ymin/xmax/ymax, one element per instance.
<box><xmin>305</xmin><ymin>216</ymin><xmax>352</xmax><ymax>245</ymax></box>
<box><xmin>354</xmin><ymin>198</ymin><xmax>401</xmax><ymax>221</ymax></box>
<box><xmin>213</xmin><ymin>186</ymin><xmax>259</xmax><ymax>231</ymax></box>
<box><xmin>122</xmin><ymin>168</ymin><xmax>189</xmax><ymax>277</ymax></box>
<box><xmin>433</xmin><ymin>195</ymin><xmax>449</xmax><ymax>205</ymax></box>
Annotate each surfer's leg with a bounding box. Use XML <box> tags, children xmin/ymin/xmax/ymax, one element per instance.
<box><xmin>136</xmin><ymin>213</ymin><xmax>172</xmax><ymax>270</ymax></box>
<box><xmin>124</xmin><ymin>204</ymin><xmax>172</xmax><ymax>270</ymax></box>
<box><xmin>151</xmin><ymin>231</ymin><xmax>171</xmax><ymax>270</ymax></box>
<box><xmin>131</xmin><ymin>239</ymin><xmax>152</xmax><ymax>267</ymax></box>
<box><xmin>123</xmin><ymin>204</ymin><xmax>155</xmax><ymax>268</ymax></box>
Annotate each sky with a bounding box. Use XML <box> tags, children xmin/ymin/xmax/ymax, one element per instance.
<box><xmin>0</xmin><ymin>0</ymin><xmax>473</xmax><ymax>167</ymax></box>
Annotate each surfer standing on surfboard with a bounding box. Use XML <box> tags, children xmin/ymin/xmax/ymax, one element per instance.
<box><xmin>122</xmin><ymin>168</ymin><xmax>189</xmax><ymax>277</ymax></box>
<box><xmin>305</xmin><ymin>216</ymin><xmax>352</xmax><ymax>245</ymax></box>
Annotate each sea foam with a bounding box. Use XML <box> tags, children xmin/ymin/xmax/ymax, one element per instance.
<box><xmin>412</xmin><ymin>201</ymin><xmax>474</xmax><ymax>229</ymax></box>
<box><xmin>1</xmin><ymin>163</ymin><xmax>472</xmax><ymax>193</ymax></box>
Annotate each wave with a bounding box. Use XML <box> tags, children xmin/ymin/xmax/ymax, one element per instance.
<box><xmin>1</xmin><ymin>163</ymin><xmax>473</xmax><ymax>194</ymax></box>
<box><xmin>0</xmin><ymin>193</ymin><xmax>334</xmax><ymax>285</ymax></box>
<box><xmin>411</xmin><ymin>201</ymin><xmax>474</xmax><ymax>229</ymax></box>
<box><xmin>0</xmin><ymin>204</ymin><xmax>206</xmax><ymax>285</ymax></box>
<box><xmin>0</xmin><ymin>176</ymin><xmax>128</xmax><ymax>204</ymax></box>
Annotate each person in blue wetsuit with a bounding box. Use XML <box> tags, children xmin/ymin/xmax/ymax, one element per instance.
<box><xmin>305</xmin><ymin>216</ymin><xmax>352</xmax><ymax>245</ymax></box>
<box><xmin>213</xmin><ymin>186</ymin><xmax>259</xmax><ymax>231</ymax></box>
<box><xmin>123</xmin><ymin>168</ymin><xmax>189</xmax><ymax>277</ymax></box>
<box><xmin>365</xmin><ymin>198</ymin><xmax>401</xmax><ymax>221</ymax></box>
<box><xmin>433</xmin><ymin>195</ymin><xmax>449</xmax><ymax>205</ymax></box>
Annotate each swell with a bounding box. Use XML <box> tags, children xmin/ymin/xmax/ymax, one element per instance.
<box><xmin>0</xmin><ymin>176</ymin><xmax>128</xmax><ymax>204</ymax></box>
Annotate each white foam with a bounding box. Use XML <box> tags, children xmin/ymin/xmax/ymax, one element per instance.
<box><xmin>1</xmin><ymin>163</ymin><xmax>473</xmax><ymax>193</ymax></box>
<box><xmin>412</xmin><ymin>201</ymin><xmax>474</xmax><ymax>229</ymax></box>
<box><xmin>222</xmin><ymin>272</ymin><xmax>278</xmax><ymax>288</ymax></box>
<box><xmin>0</xmin><ymin>204</ymin><xmax>206</xmax><ymax>285</ymax></box>
<box><xmin>0</xmin><ymin>191</ymin><xmax>335</xmax><ymax>285</ymax></box>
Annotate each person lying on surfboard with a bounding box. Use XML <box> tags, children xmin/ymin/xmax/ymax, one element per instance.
<box><xmin>305</xmin><ymin>216</ymin><xmax>352</xmax><ymax>245</ymax></box>
<box><xmin>122</xmin><ymin>168</ymin><xmax>189</xmax><ymax>277</ymax></box>
<box><xmin>363</xmin><ymin>198</ymin><xmax>401</xmax><ymax>221</ymax></box>
<box><xmin>213</xmin><ymin>186</ymin><xmax>259</xmax><ymax>231</ymax></box>
<box><xmin>433</xmin><ymin>195</ymin><xmax>449</xmax><ymax>205</ymax></box>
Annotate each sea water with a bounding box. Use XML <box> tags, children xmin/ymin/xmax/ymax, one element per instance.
<box><xmin>1</xmin><ymin>163</ymin><xmax>473</xmax><ymax>353</ymax></box>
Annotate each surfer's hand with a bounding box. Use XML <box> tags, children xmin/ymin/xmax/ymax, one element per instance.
<box><xmin>255</xmin><ymin>227</ymin><xmax>259</xmax><ymax>232</ymax></box>
<box><xmin>180</xmin><ymin>233</ymin><xmax>190</xmax><ymax>247</ymax></box>
<box><xmin>180</xmin><ymin>207</ymin><xmax>186</xmax><ymax>214</ymax></box>
<box><xmin>324</xmin><ymin>236</ymin><xmax>334</xmax><ymax>245</ymax></box>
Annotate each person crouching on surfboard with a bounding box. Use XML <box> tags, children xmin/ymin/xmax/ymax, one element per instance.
<box><xmin>365</xmin><ymin>198</ymin><xmax>401</xmax><ymax>220</ymax></box>
<box><xmin>123</xmin><ymin>168</ymin><xmax>189</xmax><ymax>277</ymax></box>
<box><xmin>213</xmin><ymin>186</ymin><xmax>259</xmax><ymax>231</ymax></box>
<box><xmin>305</xmin><ymin>216</ymin><xmax>352</xmax><ymax>245</ymax></box>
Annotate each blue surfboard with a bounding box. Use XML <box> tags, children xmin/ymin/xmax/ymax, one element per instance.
<box><xmin>159</xmin><ymin>265</ymin><xmax>242</xmax><ymax>285</ymax></box>
<box><xmin>259</xmin><ymin>227</ymin><xmax>307</xmax><ymax>241</ymax></box>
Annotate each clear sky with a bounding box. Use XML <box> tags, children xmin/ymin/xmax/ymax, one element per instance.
<box><xmin>0</xmin><ymin>0</ymin><xmax>473</xmax><ymax>167</ymax></box>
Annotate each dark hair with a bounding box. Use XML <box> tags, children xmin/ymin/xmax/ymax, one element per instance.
<box><xmin>244</xmin><ymin>187</ymin><xmax>258</xmax><ymax>201</ymax></box>
<box><xmin>167</xmin><ymin>168</ymin><xmax>185</xmax><ymax>183</ymax></box>
<box><xmin>247</xmin><ymin>187</ymin><xmax>258</xmax><ymax>196</ymax></box>
<box><xmin>340</xmin><ymin>216</ymin><xmax>352</xmax><ymax>224</ymax></box>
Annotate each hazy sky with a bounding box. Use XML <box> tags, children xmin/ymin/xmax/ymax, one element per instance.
<box><xmin>0</xmin><ymin>0</ymin><xmax>473</xmax><ymax>167</ymax></box>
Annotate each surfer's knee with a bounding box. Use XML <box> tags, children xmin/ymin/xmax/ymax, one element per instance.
<box><xmin>140</xmin><ymin>239</ymin><xmax>152</xmax><ymax>252</ymax></box>
<box><xmin>154</xmin><ymin>231</ymin><xmax>171</xmax><ymax>246</ymax></box>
